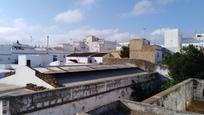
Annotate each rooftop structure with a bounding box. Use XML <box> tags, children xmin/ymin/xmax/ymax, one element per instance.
<box><xmin>0</xmin><ymin>41</ymin><xmax>74</xmax><ymax>64</ymax></box>
<box><xmin>182</xmin><ymin>33</ymin><xmax>204</xmax><ymax>48</ymax></box>
<box><xmin>82</xmin><ymin>78</ymin><xmax>204</xmax><ymax>115</ymax></box>
<box><xmin>0</xmin><ymin>65</ymin><xmax>161</xmax><ymax>115</ymax></box>
<box><xmin>0</xmin><ymin>64</ymin><xmax>142</xmax><ymax>89</ymax></box>
<box><xmin>129</xmin><ymin>39</ymin><xmax>168</xmax><ymax>64</ymax></box>
<box><xmin>74</xmin><ymin>35</ymin><xmax>117</xmax><ymax>53</ymax></box>
<box><xmin>164</xmin><ymin>29</ymin><xmax>182</xmax><ymax>52</ymax></box>
<box><xmin>66</xmin><ymin>52</ymin><xmax>112</xmax><ymax>64</ymax></box>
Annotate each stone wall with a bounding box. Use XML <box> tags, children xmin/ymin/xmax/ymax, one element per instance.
<box><xmin>143</xmin><ymin>79</ymin><xmax>194</xmax><ymax>111</ymax></box>
<box><xmin>193</xmin><ymin>80</ymin><xmax>204</xmax><ymax>101</ymax></box>
<box><xmin>1</xmin><ymin>72</ymin><xmax>162</xmax><ymax>115</ymax></box>
<box><xmin>103</xmin><ymin>58</ymin><xmax>156</xmax><ymax>72</ymax></box>
<box><xmin>123</xmin><ymin>100</ymin><xmax>201</xmax><ymax>115</ymax></box>
<box><xmin>103</xmin><ymin>58</ymin><xmax>168</xmax><ymax>76</ymax></box>
<box><xmin>80</xmin><ymin>100</ymin><xmax>201</xmax><ymax>115</ymax></box>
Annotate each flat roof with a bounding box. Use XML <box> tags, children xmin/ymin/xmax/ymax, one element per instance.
<box><xmin>0</xmin><ymin>83</ymin><xmax>34</xmax><ymax>97</ymax></box>
<box><xmin>34</xmin><ymin>64</ymin><xmax>137</xmax><ymax>74</ymax></box>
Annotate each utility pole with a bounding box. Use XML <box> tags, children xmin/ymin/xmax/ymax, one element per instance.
<box><xmin>47</xmin><ymin>35</ymin><xmax>49</xmax><ymax>54</ymax></box>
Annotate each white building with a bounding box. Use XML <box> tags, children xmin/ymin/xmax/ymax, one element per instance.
<box><xmin>0</xmin><ymin>42</ymin><xmax>74</xmax><ymax>64</ymax></box>
<box><xmin>66</xmin><ymin>53</ymin><xmax>110</xmax><ymax>64</ymax></box>
<box><xmin>195</xmin><ymin>33</ymin><xmax>204</xmax><ymax>40</ymax></box>
<box><xmin>74</xmin><ymin>35</ymin><xmax>117</xmax><ymax>53</ymax></box>
<box><xmin>73</xmin><ymin>41</ymin><xmax>89</xmax><ymax>53</ymax></box>
<box><xmin>164</xmin><ymin>29</ymin><xmax>182</xmax><ymax>52</ymax></box>
<box><xmin>182</xmin><ymin>33</ymin><xmax>204</xmax><ymax>48</ymax></box>
<box><xmin>18</xmin><ymin>55</ymin><xmax>53</xmax><ymax>67</ymax></box>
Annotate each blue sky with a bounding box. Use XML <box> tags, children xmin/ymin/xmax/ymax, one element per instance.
<box><xmin>0</xmin><ymin>0</ymin><xmax>204</xmax><ymax>45</ymax></box>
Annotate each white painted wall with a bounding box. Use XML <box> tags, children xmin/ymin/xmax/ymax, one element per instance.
<box><xmin>18</xmin><ymin>55</ymin><xmax>53</xmax><ymax>67</ymax></box>
<box><xmin>93</xmin><ymin>57</ymin><xmax>103</xmax><ymax>64</ymax></box>
<box><xmin>66</xmin><ymin>57</ymin><xmax>104</xmax><ymax>64</ymax></box>
<box><xmin>182</xmin><ymin>42</ymin><xmax>204</xmax><ymax>48</ymax></box>
<box><xmin>164</xmin><ymin>29</ymin><xmax>181</xmax><ymax>52</ymax></box>
<box><xmin>0</xmin><ymin>66</ymin><xmax>54</xmax><ymax>89</ymax></box>
<box><xmin>66</xmin><ymin>57</ymin><xmax>89</xmax><ymax>64</ymax></box>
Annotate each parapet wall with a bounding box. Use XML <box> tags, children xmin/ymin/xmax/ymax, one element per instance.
<box><xmin>194</xmin><ymin>80</ymin><xmax>204</xmax><ymax>101</ymax></box>
<box><xmin>1</xmin><ymin>72</ymin><xmax>161</xmax><ymax>115</ymax></box>
<box><xmin>103</xmin><ymin>58</ymin><xmax>156</xmax><ymax>72</ymax></box>
<box><xmin>103</xmin><ymin>58</ymin><xmax>168</xmax><ymax>76</ymax></box>
<box><xmin>143</xmin><ymin>79</ymin><xmax>203</xmax><ymax>111</ymax></box>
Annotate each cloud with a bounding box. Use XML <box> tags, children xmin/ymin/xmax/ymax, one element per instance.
<box><xmin>50</xmin><ymin>27</ymin><xmax>138</xmax><ymax>44</ymax></box>
<box><xmin>149</xmin><ymin>28</ymin><xmax>172</xmax><ymax>44</ymax></box>
<box><xmin>82</xmin><ymin>0</ymin><xmax>95</xmax><ymax>6</ymax></box>
<box><xmin>150</xmin><ymin>28</ymin><xmax>170</xmax><ymax>36</ymax></box>
<box><xmin>0</xmin><ymin>17</ymin><xmax>167</xmax><ymax>46</ymax></box>
<box><xmin>54</xmin><ymin>9</ymin><xmax>84</xmax><ymax>23</ymax></box>
<box><xmin>123</xmin><ymin>0</ymin><xmax>175</xmax><ymax>17</ymax></box>
<box><xmin>131</xmin><ymin>0</ymin><xmax>155</xmax><ymax>16</ymax></box>
<box><xmin>0</xmin><ymin>18</ymin><xmax>27</xmax><ymax>39</ymax></box>
<box><xmin>157</xmin><ymin>0</ymin><xmax>175</xmax><ymax>5</ymax></box>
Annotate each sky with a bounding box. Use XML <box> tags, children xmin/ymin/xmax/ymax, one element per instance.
<box><xmin>0</xmin><ymin>0</ymin><xmax>204</xmax><ymax>46</ymax></box>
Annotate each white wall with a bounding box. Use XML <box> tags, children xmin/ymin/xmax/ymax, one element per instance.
<box><xmin>66</xmin><ymin>57</ymin><xmax>89</xmax><ymax>64</ymax></box>
<box><xmin>182</xmin><ymin>42</ymin><xmax>204</xmax><ymax>48</ymax></box>
<box><xmin>164</xmin><ymin>29</ymin><xmax>181</xmax><ymax>52</ymax></box>
<box><xmin>18</xmin><ymin>55</ymin><xmax>53</xmax><ymax>67</ymax></box>
<box><xmin>0</xmin><ymin>66</ymin><xmax>54</xmax><ymax>89</ymax></box>
<box><xmin>93</xmin><ymin>57</ymin><xmax>103</xmax><ymax>64</ymax></box>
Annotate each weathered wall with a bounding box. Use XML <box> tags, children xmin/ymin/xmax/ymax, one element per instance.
<box><xmin>80</xmin><ymin>100</ymin><xmax>201</xmax><ymax>115</ymax></box>
<box><xmin>193</xmin><ymin>79</ymin><xmax>204</xmax><ymax>101</ymax></box>
<box><xmin>103</xmin><ymin>58</ymin><xmax>169</xmax><ymax>76</ymax></box>
<box><xmin>143</xmin><ymin>79</ymin><xmax>194</xmax><ymax>111</ymax></box>
<box><xmin>2</xmin><ymin>72</ymin><xmax>161</xmax><ymax>115</ymax></box>
<box><xmin>103</xmin><ymin>58</ymin><xmax>156</xmax><ymax>71</ymax></box>
<box><xmin>122</xmin><ymin>100</ymin><xmax>201</xmax><ymax>115</ymax></box>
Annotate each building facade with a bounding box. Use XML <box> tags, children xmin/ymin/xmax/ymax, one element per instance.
<box><xmin>0</xmin><ymin>42</ymin><xmax>74</xmax><ymax>64</ymax></box>
<box><xmin>164</xmin><ymin>29</ymin><xmax>182</xmax><ymax>52</ymax></box>
<box><xmin>130</xmin><ymin>39</ymin><xmax>165</xmax><ymax>64</ymax></box>
<box><xmin>74</xmin><ymin>35</ymin><xmax>117</xmax><ymax>53</ymax></box>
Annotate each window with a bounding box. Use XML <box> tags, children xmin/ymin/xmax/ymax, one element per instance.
<box><xmin>3</xmin><ymin>101</ymin><xmax>7</xmax><ymax>106</ymax></box>
<box><xmin>53</xmin><ymin>55</ymin><xmax>58</xmax><ymax>61</ymax></box>
<box><xmin>203</xmin><ymin>89</ymin><xmax>204</xmax><ymax>97</ymax></box>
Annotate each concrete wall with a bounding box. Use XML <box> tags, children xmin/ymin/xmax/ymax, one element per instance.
<box><xmin>123</xmin><ymin>100</ymin><xmax>201</xmax><ymax>115</ymax></box>
<box><xmin>80</xmin><ymin>100</ymin><xmax>201</xmax><ymax>115</ymax></box>
<box><xmin>1</xmin><ymin>72</ymin><xmax>161</xmax><ymax>115</ymax></box>
<box><xmin>18</xmin><ymin>55</ymin><xmax>53</xmax><ymax>67</ymax></box>
<box><xmin>103</xmin><ymin>58</ymin><xmax>169</xmax><ymax>76</ymax></box>
<box><xmin>164</xmin><ymin>29</ymin><xmax>181</xmax><ymax>52</ymax></box>
<box><xmin>143</xmin><ymin>79</ymin><xmax>194</xmax><ymax>111</ymax></box>
<box><xmin>193</xmin><ymin>79</ymin><xmax>204</xmax><ymax>101</ymax></box>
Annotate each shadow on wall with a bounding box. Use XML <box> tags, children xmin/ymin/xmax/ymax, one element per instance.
<box><xmin>130</xmin><ymin>73</ymin><xmax>168</xmax><ymax>102</ymax></box>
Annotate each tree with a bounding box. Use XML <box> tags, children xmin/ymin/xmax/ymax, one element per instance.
<box><xmin>120</xmin><ymin>46</ymin><xmax>129</xmax><ymax>58</ymax></box>
<box><xmin>163</xmin><ymin>45</ymin><xmax>204</xmax><ymax>82</ymax></box>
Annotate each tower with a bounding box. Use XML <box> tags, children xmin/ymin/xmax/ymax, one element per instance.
<box><xmin>164</xmin><ymin>29</ymin><xmax>182</xmax><ymax>52</ymax></box>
